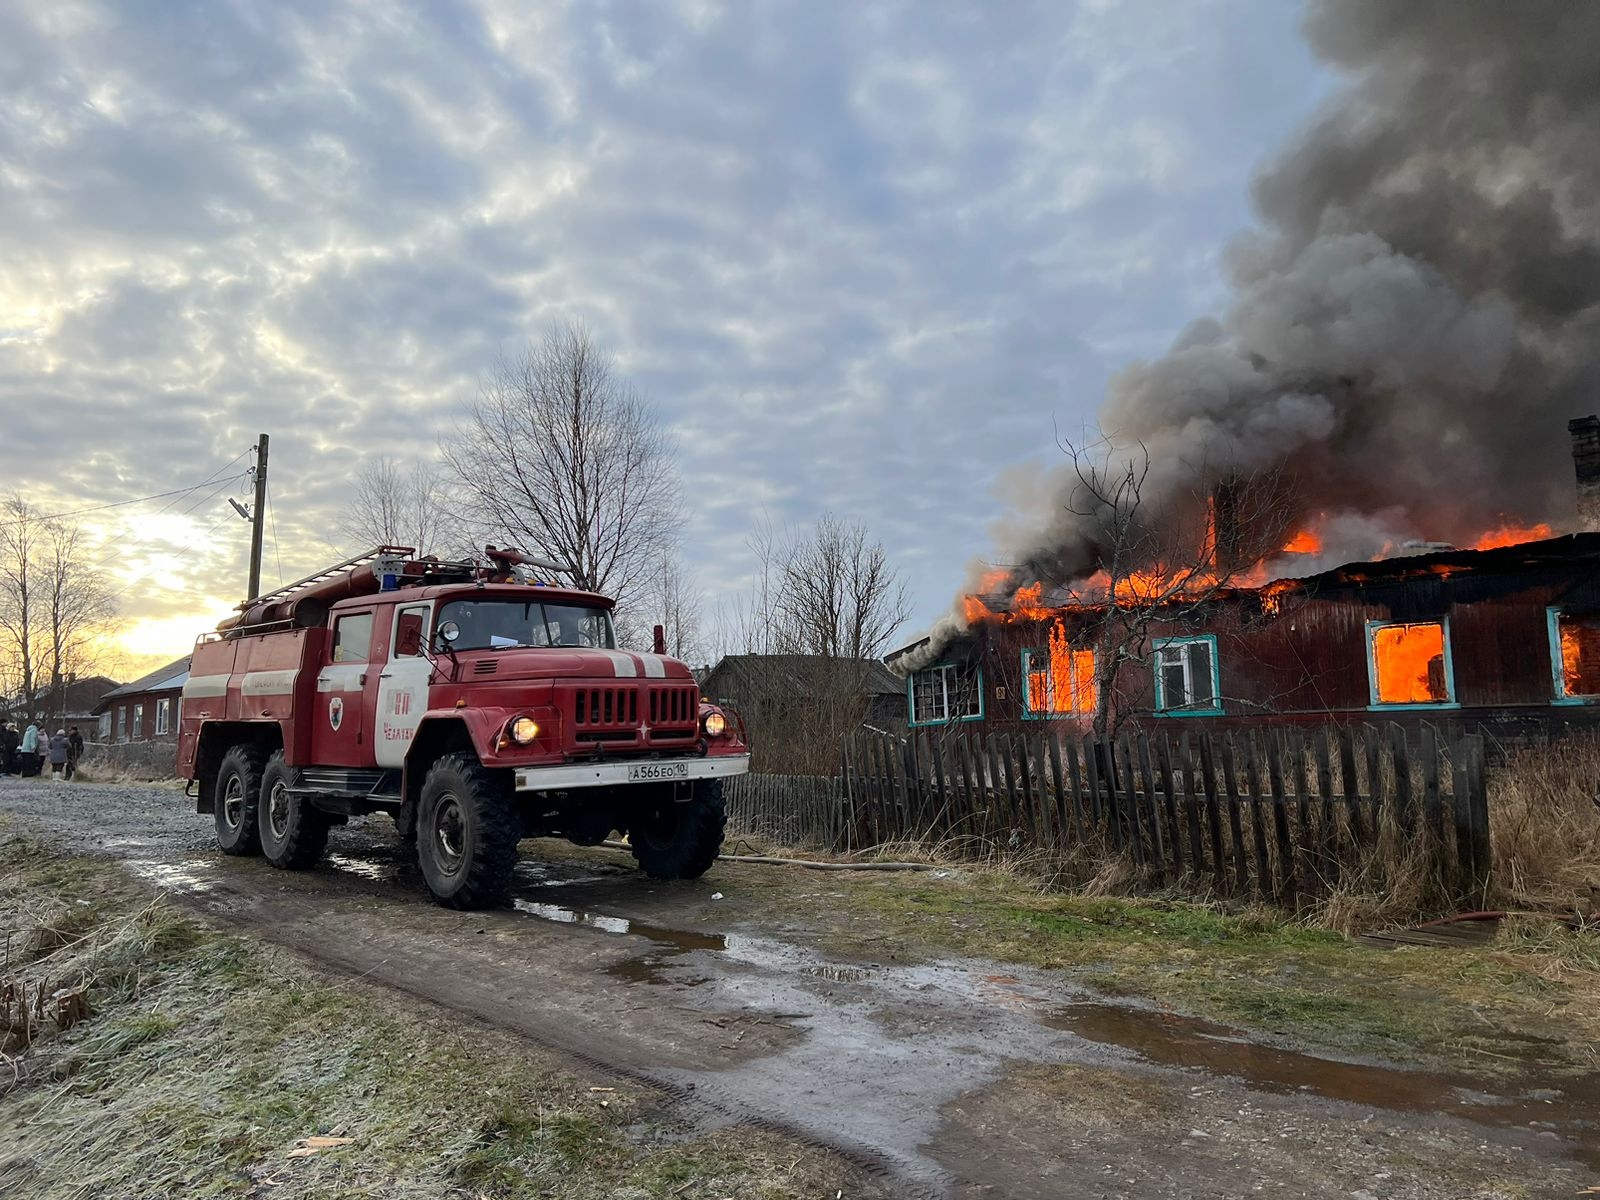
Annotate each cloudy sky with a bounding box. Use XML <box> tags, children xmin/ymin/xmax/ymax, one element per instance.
<box><xmin>0</xmin><ymin>0</ymin><xmax>1331</xmax><ymax>672</ymax></box>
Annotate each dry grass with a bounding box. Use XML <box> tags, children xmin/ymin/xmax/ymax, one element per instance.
<box><xmin>1486</xmin><ymin>736</ymin><xmax>1600</xmax><ymax>912</ymax></box>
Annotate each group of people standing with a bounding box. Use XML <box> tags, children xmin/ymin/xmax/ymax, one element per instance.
<box><xmin>0</xmin><ymin>720</ymin><xmax>84</xmax><ymax>780</ymax></box>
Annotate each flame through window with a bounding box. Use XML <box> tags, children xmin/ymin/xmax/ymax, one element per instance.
<box><xmin>1554</xmin><ymin>610</ymin><xmax>1600</xmax><ymax>698</ymax></box>
<box><xmin>1024</xmin><ymin>624</ymin><xmax>1095</xmax><ymax>716</ymax></box>
<box><xmin>1369</xmin><ymin>621</ymin><xmax>1450</xmax><ymax>705</ymax></box>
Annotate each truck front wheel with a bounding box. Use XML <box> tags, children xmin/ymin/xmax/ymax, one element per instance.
<box><xmin>214</xmin><ymin>745</ymin><xmax>265</xmax><ymax>857</ymax></box>
<box><xmin>627</xmin><ymin>778</ymin><xmax>726</xmax><ymax>880</ymax></box>
<box><xmin>258</xmin><ymin>751</ymin><xmax>332</xmax><ymax>869</ymax></box>
<box><xmin>416</xmin><ymin>753</ymin><xmax>519</xmax><ymax>909</ymax></box>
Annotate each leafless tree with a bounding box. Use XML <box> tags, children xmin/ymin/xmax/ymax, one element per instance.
<box><xmin>651</xmin><ymin>552</ymin><xmax>705</xmax><ymax>663</ymax></box>
<box><xmin>1048</xmin><ymin>436</ymin><xmax>1289</xmax><ymax>735</ymax></box>
<box><xmin>774</xmin><ymin>513</ymin><xmax>912</xmax><ymax>660</ymax></box>
<box><xmin>340</xmin><ymin>455</ymin><xmax>454</xmax><ymax>555</ymax></box>
<box><xmin>444</xmin><ymin>323</ymin><xmax>683</xmax><ymax>610</ymax></box>
<box><xmin>0</xmin><ymin>494</ymin><xmax>117</xmax><ymax>720</ymax></box>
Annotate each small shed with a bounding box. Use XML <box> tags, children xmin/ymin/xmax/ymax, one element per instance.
<box><xmin>92</xmin><ymin>655</ymin><xmax>191</xmax><ymax>743</ymax></box>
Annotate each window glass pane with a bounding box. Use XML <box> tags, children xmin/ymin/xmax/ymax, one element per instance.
<box><xmin>1160</xmin><ymin>660</ymin><xmax>1188</xmax><ymax>709</ymax></box>
<box><xmin>438</xmin><ymin>600</ymin><xmax>614</xmax><ymax>651</ymax></box>
<box><xmin>1557</xmin><ymin>611</ymin><xmax>1600</xmax><ymax>697</ymax></box>
<box><xmin>912</xmin><ymin>669</ymin><xmax>946</xmax><ymax>723</ymax></box>
<box><xmin>131</xmin><ymin>703</ymin><xmax>143</xmax><ymax>740</ymax></box>
<box><xmin>952</xmin><ymin>666</ymin><xmax>981</xmax><ymax>717</ymax></box>
<box><xmin>1371</xmin><ymin>622</ymin><xmax>1448</xmax><ymax>704</ymax></box>
<box><xmin>1188</xmin><ymin>641</ymin><xmax>1217</xmax><ymax>707</ymax></box>
<box><xmin>334</xmin><ymin>613</ymin><xmax>375</xmax><ymax>663</ymax></box>
<box><xmin>155</xmin><ymin>699</ymin><xmax>169</xmax><ymax>736</ymax></box>
<box><xmin>395</xmin><ymin>608</ymin><xmax>428</xmax><ymax>657</ymax></box>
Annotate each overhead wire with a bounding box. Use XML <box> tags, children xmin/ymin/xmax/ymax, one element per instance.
<box><xmin>0</xmin><ymin>472</ymin><xmax>251</xmax><ymax>528</ymax></box>
<box><xmin>266</xmin><ymin>478</ymin><xmax>284</xmax><ymax>585</ymax></box>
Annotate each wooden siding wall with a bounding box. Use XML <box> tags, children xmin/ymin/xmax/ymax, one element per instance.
<box><xmin>949</xmin><ymin>570</ymin><xmax>1600</xmax><ymax>736</ymax></box>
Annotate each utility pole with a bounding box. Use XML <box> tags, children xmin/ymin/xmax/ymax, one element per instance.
<box><xmin>247</xmin><ymin>433</ymin><xmax>269</xmax><ymax>603</ymax></box>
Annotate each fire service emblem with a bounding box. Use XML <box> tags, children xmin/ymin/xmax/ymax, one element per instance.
<box><xmin>329</xmin><ymin>696</ymin><xmax>344</xmax><ymax>731</ymax></box>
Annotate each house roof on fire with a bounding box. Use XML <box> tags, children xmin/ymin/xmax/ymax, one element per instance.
<box><xmin>92</xmin><ymin>655</ymin><xmax>192</xmax><ymax>715</ymax></box>
<box><xmin>886</xmin><ymin>531</ymin><xmax>1600</xmax><ymax>665</ymax></box>
<box><xmin>702</xmin><ymin>654</ymin><xmax>904</xmax><ymax>701</ymax></box>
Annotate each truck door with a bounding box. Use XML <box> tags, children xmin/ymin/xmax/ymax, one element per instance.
<box><xmin>313</xmin><ymin>608</ymin><xmax>378</xmax><ymax>767</ymax></box>
<box><xmin>375</xmin><ymin>602</ymin><xmax>432</xmax><ymax>768</ymax></box>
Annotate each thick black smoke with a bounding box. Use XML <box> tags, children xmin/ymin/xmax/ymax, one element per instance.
<box><xmin>905</xmin><ymin>1</ymin><xmax>1600</xmax><ymax>669</ymax></box>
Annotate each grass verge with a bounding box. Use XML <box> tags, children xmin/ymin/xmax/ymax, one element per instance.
<box><xmin>0</xmin><ymin>834</ymin><xmax>867</xmax><ymax>1200</ymax></box>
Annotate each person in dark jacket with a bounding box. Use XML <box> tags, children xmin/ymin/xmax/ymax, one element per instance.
<box><xmin>66</xmin><ymin>726</ymin><xmax>84</xmax><ymax>780</ymax></box>
<box><xmin>48</xmin><ymin>729</ymin><xmax>70</xmax><ymax>780</ymax></box>
<box><xmin>0</xmin><ymin>720</ymin><xmax>16</xmax><ymax>775</ymax></box>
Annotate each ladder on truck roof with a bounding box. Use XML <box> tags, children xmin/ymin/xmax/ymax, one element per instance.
<box><xmin>236</xmin><ymin>545</ymin><xmax>417</xmax><ymax>611</ymax></box>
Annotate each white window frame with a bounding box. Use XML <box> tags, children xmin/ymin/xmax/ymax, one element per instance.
<box><xmin>130</xmin><ymin>702</ymin><xmax>144</xmax><ymax>741</ymax></box>
<box><xmin>115</xmin><ymin>707</ymin><xmax>126</xmax><ymax>743</ymax></box>
<box><xmin>154</xmin><ymin>697</ymin><xmax>170</xmax><ymax>737</ymax></box>
<box><xmin>908</xmin><ymin>663</ymin><xmax>984</xmax><ymax>727</ymax></box>
<box><xmin>1021</xmin><ymin>646</ymin><xmax>1096</xmax><ymax>718</ymax></box>
<box><xmin>1152</xmin><ymin>635</ymin><xmax>1223</xmax><ymax>716</ymax></box>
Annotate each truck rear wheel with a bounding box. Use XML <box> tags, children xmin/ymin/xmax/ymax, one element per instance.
<box><xmin>627</xmin><ymin>778</ymin><xmax>726</xmax><ymax>881</ymax></box>
<box><xmin>258</xmin><ymin>751</ymin><xmax>332</xmax><ymax>869</ymax></box>
<box><xmin>214</xmin><ymin>745</ymin><xmax>265</xmax><ymax>857</ymax></box>
<box><xmin>416</xmin><ymin>753</ymin><xmax>519</xmax><ymax>909</ymax></box>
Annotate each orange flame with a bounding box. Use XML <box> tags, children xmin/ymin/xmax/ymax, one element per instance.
<box><xmin>1281</xmin><ymin>528</ymin><xmax>1322</xmax><ymax>554</ymax></box>
<box><xmin>1371</xmin><ymin>622</ymin><xmax>1448</xmax><ymax>704</ymax></box>
<box><xmin>1470</xmin><ymin>522</ymin><xmax>1554</xmax><ymax>550</ymax></box>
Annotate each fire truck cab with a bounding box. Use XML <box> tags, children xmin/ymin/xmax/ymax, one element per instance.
<box><xmin>178</xmin><ymin>547</ymin><xmax>749</xmax><ymax>909</ymax></box>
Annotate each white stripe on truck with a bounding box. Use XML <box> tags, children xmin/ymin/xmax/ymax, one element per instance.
<box><xmin>182</xmin><ymin>673</ymin><xmax>231</xmax><ymax>699</ymax></box>
<box><xmin>241</xmin><ymin>669</ymin><xmax>298</xmax><ymax>696</ymax></box>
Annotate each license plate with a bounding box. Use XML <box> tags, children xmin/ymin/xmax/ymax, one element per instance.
<box><xmin>628</xmin><ymin>761</ymin><xmax>689</xmax><ymax>782</ymax></box>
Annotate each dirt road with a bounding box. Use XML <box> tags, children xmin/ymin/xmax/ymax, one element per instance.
<box><xmin>1</xmin><ymin>777</ymin><xmax>1592</xmax><ymax>1199</ymax></box>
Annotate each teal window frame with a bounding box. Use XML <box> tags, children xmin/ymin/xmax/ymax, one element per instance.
<box><xmin>1151</xmin><ymin>634</ymin><xmax>1224</xmax><ymax>717</ymax></box>
<box><xmin>1020</xmin><ymin>646</ymin><xmax>1095</xmax><ymax>719</ymax></box>
<box><xmin>906</xmin><ymin>662</ymin><xmax>986</xmax><ymax>728</ymax></box>
<box><xmin>1546</xmin><ymin>606</ymin><xmax>1600</xmax><ymax>705</ymax></box>
<box><xmin>1365</xmin><ymin>616</ymin><xmax>1459</xmax><ymax>710</ymax></box>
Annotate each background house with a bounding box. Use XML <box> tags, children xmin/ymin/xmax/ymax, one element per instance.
<box><xmin>3</xmin><ymin>674</ymin><xmax>120</xmax><ymax>733</ymax></box>
<box><xmin>702</xmin><ymin>654</ymin><xmax>905</xmax><ymax>773</ymax></box>
<box><xmin>92</xmin><ymin>655</ymin><xmax>191</xmax><ymax>743</ymax></box>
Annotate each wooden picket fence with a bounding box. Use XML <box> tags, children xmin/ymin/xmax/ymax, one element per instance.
<box><xmin>726</xmin><ymin>722</ymin><xmax>1493</xmax><ymax>909</ymax></box>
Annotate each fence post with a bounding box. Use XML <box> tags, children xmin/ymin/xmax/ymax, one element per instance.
<box><xmin>1197</xmin><ymin>733</ymin><xmax>1224</xmax><ymax>887</ymax></box>
<box><xmin>1048</xmin><ymin>732</ymin><xmax>1076</xmax><ymax>848</ymax></box>
<box><xmin>1244</xmin><ymin>734</ymin><xmax>1272</xmax><ymax>898</ymax></box>
<box><xmin>1338</xmin><ymin>726</ymin><xmax>1367</xmax><ymax>845</ymax></box>
<box><xmin>1155</xmin><ymin>734</ymin><xmax>1183</xmax><ymax>877</ymax></box>
<box><xmin>1080</xmin><ymin>734</ymin><xmax>1103</xmax><ymax>834</ymax></box>
<box><xmin>1220</xmin><ymin>735</ymin><xmax>1249</xmax><ymax>892</ymax></box>
<box><xmin>1314</xmin><ymin>730</ymin><xmax>1340</xmax><ymax>887</ymax></box>
<box><xmin>1265</xmin><ymin>730</ymin><xmax>1297</xmax><ymax>908</ymax></box>
<box><xmin>1136</xmin><ymin>733</ymin><xmax>1165</xmax><ymax>879</ymax></box>
<box><xmin>1420</xmin><ymin>723</ymin><xmax>1445</xmax><ymax>861</ymax></box>
<box><xmin>1116</xmin><ymin>735</ymin><xmax>1145</xmax><ymax>867</ymax></box>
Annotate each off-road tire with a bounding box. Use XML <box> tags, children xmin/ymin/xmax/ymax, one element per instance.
<box><xmin>628</xmin><ymin>778</ymin><xmax>726</xmax><ymax>881</ymax></box>
<box><xmin>214</xmin><ymin>745</ymin><xmax>265</xmax><ymax>857</ymax></box>
<box><xmin>416</xmin><ymin>753</ymin><xmax>519</xmax><ymax>909</ymax></box>
<box><xmin>258</xmin><ymin>751</ymin><xmax>332</xmax><ymax>869</ymax></box>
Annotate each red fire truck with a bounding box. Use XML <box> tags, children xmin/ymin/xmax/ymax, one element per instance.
<box><xmin>178</xmin><ymin>546</ymin><xmax>749</xmax><ymax>909</ymax></box>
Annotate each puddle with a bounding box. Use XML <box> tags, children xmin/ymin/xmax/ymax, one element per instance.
<box><xmin>1046</xmin><ymin>1002</ymin><xmax>1600</xmax><ymax>1165</ymax></box>
<box><xmin>510</xmin><ymin>898</ymin><xmax>731</xmax><ymax>985</ymax></box>
<box><xmin>126</xmin><ymin>859</ymin><xmax>213</xmax><ymax>892</ymax></box>
<box><xmin>325</xmin><ymin>854</ymin><xmax>398</xmax><ymax>882</ymax></box>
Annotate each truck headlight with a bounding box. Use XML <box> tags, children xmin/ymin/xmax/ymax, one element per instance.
<box><xmin>509</xmin><ymin>716</ymin><xmax>541</xmax><ymax>744</ymax></box>
<box><xmin>702</xmin><ymin>711</ymin><xmax>726</xmax><ymax>737</ymax></box>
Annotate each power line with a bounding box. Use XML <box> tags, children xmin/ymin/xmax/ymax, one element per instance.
<box><xmin>151</xmin><ymin>448</ymin><xmax>251</xmax><ymax>518</ymax></box>
<box><xmin>84</xmin><ymin>472</ymin><xmax>248</xmax><ymax>575</ymax></box>
<box><xmin>104</xmin><ymin>501</ymin><xmax>244</xmax><ymax>603</ymax></box>
<box><xmin>0</xmin><ymin>472</ymin><xmax>252</xmax><ymax>529</ymax></box>
<box><xmin>266</xmin><ymin>478</ymin><xmax>284</xmax><ymax>586</ymax></box>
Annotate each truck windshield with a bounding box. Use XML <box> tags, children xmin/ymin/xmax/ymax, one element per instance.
<box><xmin>438</xmin><ymin>598</ymin><xmax>615</xmax><ymax>650</ymax></box>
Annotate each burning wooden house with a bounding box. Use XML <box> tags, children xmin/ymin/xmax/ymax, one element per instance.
<box><xmin>890</xmin><ymin>418</ymin><xmax>1600</xmax><ymax>742</ymax></box>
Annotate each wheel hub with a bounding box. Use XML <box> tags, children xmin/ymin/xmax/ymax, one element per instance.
<box><xmin>433</xmin><ymin>794</ymin><xmax>466</xmax><ymax>874</ymax></box>
<box><xmin>267</xmin><ymin>780</ymin><xmax>290</xmax><ymax>840</ymax></box>
<box><xmin>222</xmin><ymin>775</ymin><xmax>244</xmax><ymax>830</ymax></box>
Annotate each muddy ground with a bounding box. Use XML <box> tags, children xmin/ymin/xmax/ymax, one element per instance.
<box><xmin>1</xmin><ymin>776</ymin><xmax>1594</xmax><ymax>1199</ymax></box>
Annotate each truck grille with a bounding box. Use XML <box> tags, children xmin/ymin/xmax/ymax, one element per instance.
<box><xmin>565</xmin><ymin>682</ymin><xmax>699</xmax><ymax>745</ymax></box>
<box><xmin>572</xmin><ymin>686</ymin><xmax>638</xmax><ymax>727</ymax></box>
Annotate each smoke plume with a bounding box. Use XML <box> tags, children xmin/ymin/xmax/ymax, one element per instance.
<box><xmin>906</xmin><ymin>0</ymin><xmax>1600</xmax><ymax>670</ymax></box>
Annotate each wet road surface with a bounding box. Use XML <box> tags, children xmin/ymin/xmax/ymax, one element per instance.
<box><xmin>2</xmin><ymin>778</ymin><xmax>1594</xmax><ymax>1199</ymax></box>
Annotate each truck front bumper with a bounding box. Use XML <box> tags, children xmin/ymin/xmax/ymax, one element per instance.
<box><xmin>512</xmin><ymin>753</ymin><xmax>751</xmax><ymax>793</ymax></box>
